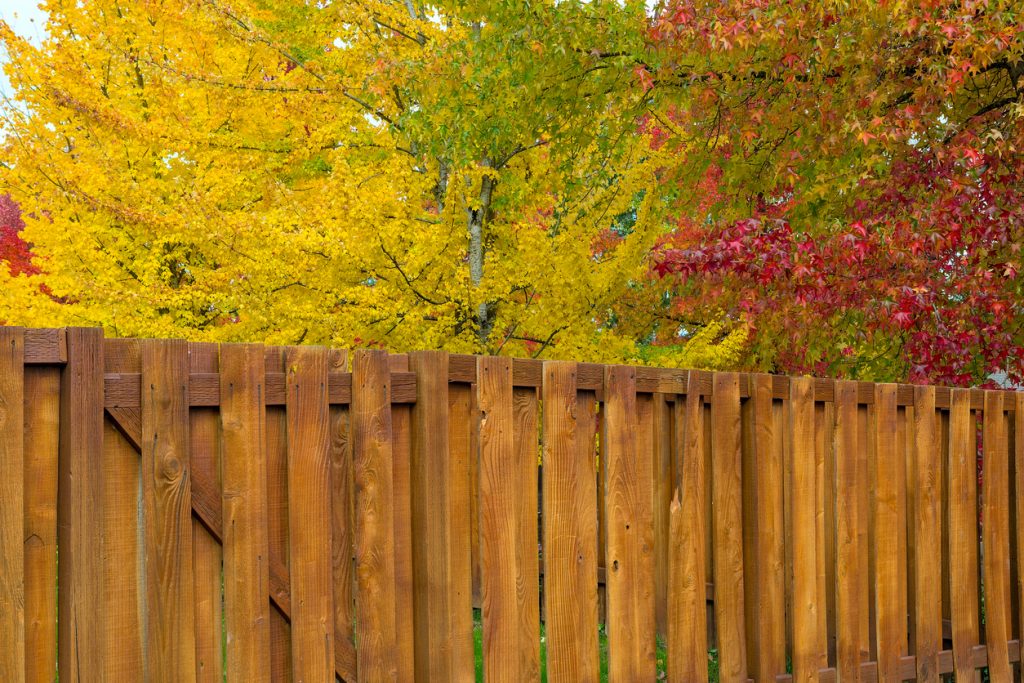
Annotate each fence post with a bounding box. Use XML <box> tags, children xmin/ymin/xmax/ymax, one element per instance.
<box><xmin>409</xmin><ymin>351</ymin><xmax>474</xmax><ymax>681</ymax></box>
<box><xmin>0</xmin><ymin>327</ymin><xmax>25</xmax><ymax>681</ymax></box>
<box><xmin>57</xmin><ymin>327</ymin><xmax>106</xmax><ymax>682</ymax></box>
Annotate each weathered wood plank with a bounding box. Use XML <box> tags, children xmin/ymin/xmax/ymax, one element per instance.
<box><xmin>24</xmin><ymin>328</ymin><xmax>65</xmax><ymax>365</ymax></box>
<box><xmin>912</xmin><ymin>386</ymin><xmax>941</xmax><ymax>683</ymax></box>
<box><xmin>0</xmin><ymin>328</ymin><xmax>24</xmax><ymax>682</ymax></box>
<box><xmin>750</xmin><ymin>374</ymin><xmax>786</xmax><ymax>680</ymax></box>
<box><xmin>790</xmin><ymin>376</ymin><xmax>825</xmax><ymax>683</ymax></box>
<box><xmin>386</xmin><ymin>352</ymin><xmax>415</xmax><ymax>683</ymax></box>
<box><xmin>22</xmin><ymin>366</ymin><xmax>60</xmax><ymax>683</ymax></box>
<box><xmin>265</xmin><ymin>348</ymin><xmax>292</xmax><ymax>682</ymax></box>
<box><xmin>711</xmin><ymin>372</ymin><xmax>747</xmax><ymax>682</ymax></box>
<box><xmin>100</xmin><ymin>339</ymin><xmax>143</xmax><ymax>680</ymax></box>
<box><xmin>834</xmin><ymin>380</ymin><xmax>863</xmax><ymax>683</ymax></box>
<box><xmin>947</xmin><ymin>388</ymin><xmax>981</xmax><ymax>683</ymax></box>
<box><xmin>513</xmin><ymin>386</ymin><xmax>541</xmax><ymax>681</ymax></box>
<box><xmin>653</xmin><ymin>394</ymin><xmax>673</xmax><ymax>639</ymax></box>
<box><xmin>447</xmin><ymin>382</ymin><xmax>476</xmax><ymax>682</ymax></box>
<box><xmin>285</xmin><ymin>346</ymin><xmax>334</xmax><ymax>683</ymax></box>
<box><xmin>189</xmin><ymin>343</ymin><xmax>222</xmax><ymax>683</ymax></box>
<box><xmin>982</xmin><ymin>390</ymin><xmax>1012</xmax><ymax>682</ymax></box>
<box><xmin>57</xmin><ymin>328</ymin><xmax>106</xmax><ymax>682</ymax></box>
<box><xmin>542</xmin><ymin>361</ymin><xmax>600</xmax><ymax>683</ymax></box>
<box><xmin>141</xmin><ymin>338</ymin><xmax>196</xmax><ymax>682</ymax></box>
<box><xmin>603</xmin><ymin>366</ymin><xmax>656</xmax><ymax>681</ymax></box>
<box><xmin>352</xmin><ymin>349</ymin><xmax>400</xmax><ymax>680</ymax></box>
<box><xmin>872</xmin><ymin>384</ymin><xmax>903</xmax><ymax>683</ymax></box>
<box><xmin>667</xmin><ymin>369</ymin><xmax>708</xmax><ymax>683</ymax></box>
<box><xmin>409</xmin><ymin>351</ymin><xmax>466</xmax><ymax>681</ymax></box>
<box><xmin>478</xmin><ymin>357</ymin><xmax>540</xmax><ymax>682</ymax></box>
<box><xmin>220</xmin><ymin>344</ymin><xmax>272</xmax><ymax>682</ymax></box>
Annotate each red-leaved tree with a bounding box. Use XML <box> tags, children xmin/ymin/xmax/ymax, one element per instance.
<box><xmin>639</xmin><ymin>0</ymin><xmax>1024</xmax><ymax>386</ymax></box>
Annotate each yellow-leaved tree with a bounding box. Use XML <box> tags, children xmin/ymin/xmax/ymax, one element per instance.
<box><xmin>0</xmin><ymin>0</ymin><xmax>747</xmax><ymax>366</ymax></box>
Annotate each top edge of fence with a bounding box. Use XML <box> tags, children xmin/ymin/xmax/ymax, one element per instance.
<box><xmin>8</xmin><ymin>325</ymin><xmax>1022</xmax><ymax>410</ymax></box>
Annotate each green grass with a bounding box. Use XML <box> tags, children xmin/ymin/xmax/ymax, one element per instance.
<box><xmin>472</xmin><ymin>610</ymin><xmax>718</xmax><ymax>682</ymax></box>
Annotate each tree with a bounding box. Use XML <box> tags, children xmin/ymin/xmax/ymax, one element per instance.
<box><xmin>2</xmin><ymin>0</ymin><xmax>751</xmax><ymax>366</ymax></box>
<box><xmin>639</xmin><ymin>0</ymin><xmax>1024</xmax><ymax>385</ymax></box>
<box><xmin>0</xmin><ymin>194</ymin><xmax>35</xmax><ymax>276</ymax></box>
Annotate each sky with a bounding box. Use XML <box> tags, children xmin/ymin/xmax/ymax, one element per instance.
<box><xmin>0</xmin><ymin>0</ymin><xmax>48</xmax><ymax>99</ymax></box>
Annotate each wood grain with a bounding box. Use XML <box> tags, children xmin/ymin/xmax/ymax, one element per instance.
<box><xmin>478</xmin><ymin>356</ymin><xmax>538</xmax><ymax>682</ymax></box>
<box><xmin>834</xmin><ymin>380</ymin><xmax>863</xmax><ymax>683</ymax></box>
<box><xmin>750</xmin><ymin>374</ymin><xmax>786</xmax><ymax>680</ymax></box>
<box><xmin>57</xmin><ymin>328</ymin><xmax>106</xmax><ymax>682</ymax></box>
<box><xmin>790</xmin><ymin>376</ymin><xmax>825</xmax><ymax>683</ymax></box>
<box><xmin>220</xmin><ymin>343</ymin><xmax>272</xmax><ymax>682</ymax></box>
<box><xmin>513</xmin><ymin>386</ymin><xmax>541</xmax><ymax>680</ymax></box>
<box><xmin>667</xmin><ymin>370</ymin><xmax>708</xmax><ymax>683</ymax></box>
<box><xmin>911</xmin><ymin>385</ymin><xmax>941</xmax><ymax>683</ymax></box>
<box><xmin>602</xmin><ymin>365</ymin><xmax>656</xmax><ymax>681</ymax></box>
<box><xmin>0</xmin><ymin>328</ymin><xmax>24</xmax><ymax>682</ymax></box>
<box><xmin>447</xmin><ymin>382</ymin><xmax>475</xmax><ymax>683</ymax></box>
<box><xmin>711</xmin><ymin>372</ymin><xmax>747</xmax><ymax>682</ymax></box>
<box><xmin>189</xmin><ymin>343</ymin><xmax>222</xmax><ymax>683</ymax></box>
<box><xmin>542</xmin><ymin>361</ymin><xmax>599</xmax><ymax>682</ymax></box>
<box><xmin>22</xmin><ymin>366</ymin><xmax>59</xmax><ymax>683</ymax></box>
<box><xmin>947</xmin><ymin>388</ymin><xmax>981</xmax><ymax>683</ymax></box>
<box><xmin>653</xmin><ymin>394</ymin><xmax>673</xmax><ymax>639</ymax></box>
<box><xmin>982</xmin><ymin>390</ymin><xmax>1012</xmax><ymax>682</ymax></box>
<box><xmin>284</xmin><ymin>345</ymin><xmax>334</xmax><ymax>683</ymax></box>
<box><xmin>100</xmin><ymin>338</ymin><xmax>143</xmax><ymax>680</ymax></box>
<box><xmin>872</xmin><ymin>384</ymin><xmax>903</xmax><ymax>683</ymax></box>
<box><xmin>386</xmin><ymin>353</ymin><xmax>416</xmax><ymax>683</ymax></box>
<box><xmin>352</xmin><ymin>349</ymin><xmax>400</xmax><ymax>681</ymax></box>
<box><xmin>141</xmin><ymin>338</ymin><xmax>196</xmax><ymax>682</ymax></box>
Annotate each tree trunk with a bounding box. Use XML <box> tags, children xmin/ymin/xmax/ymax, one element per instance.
<box><xmin>467</xmin><ymin>165</ymin><xmax>496</xmax><ymax>349</ymax></box>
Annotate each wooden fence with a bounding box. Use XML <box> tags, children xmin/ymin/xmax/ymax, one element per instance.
<box><xmin>1</xmin><ymin>325</ymin><xmax>1023</xmax><ymax>682</ymax></box>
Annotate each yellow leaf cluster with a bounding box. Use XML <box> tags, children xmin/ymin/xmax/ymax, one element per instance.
<box><xmin>0</xmin><ymin>0</ymin><xmax>744</xmax><ymax>367</ymax></box>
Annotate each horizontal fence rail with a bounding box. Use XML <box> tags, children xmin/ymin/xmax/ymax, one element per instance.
<box><xmin>2</xmin><ymin>326</ymin><xmax>1024</xmax><ymax>682</ymax></box>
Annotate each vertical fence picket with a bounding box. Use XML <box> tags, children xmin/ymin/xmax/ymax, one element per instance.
<box><xmin>947</xmin><ymin>387</ymin><xmax>981</xmax><ymax>683</ymax></box>
<box><xmin>790</xmin><ymin>376</ymin><xmax>825</xmax><ymax>683</ymax></box>
<box><xmin>330</xmin><ymin>348</ymin><xmax>358</xmax><ymax>682</ymax></box>
<box><xmin>603</xmin><ymin>366</ymin><xmax>656</xmax><ymax>681</ymax></box>
<box><xmin>141</xmin><ymin>338</ymin><xmax>196</xmax><ymax>682</ymax></box>
<box><xmin>265</xmin><ymin>346</ymin><xmax>292</xmax><ymax>681</ymax></box>
<box><xmin>513</xmin><ymin>385</ymin><xmax>541</xmax><ymax>680</ymax></box>
<box><xmin>284</xmin><ymin>346</ymin><xmax>334</xmax><ymax>683</ymax></box>
<box><xmin>23</xmin><ymin>364</ymin><xmax>59</xmax><ymax>683</ymax></box>
<box><xmin>190</xmin><ymin>342</ymin><xmax>223</xmax><ymax>683</ymax></box>
<box><xmin>1016</xmin><ymin>392</ymin><xmax>1024</xmax><ymax>679</ymax></box>
<box><xmin>447</xmin><ymin>380</ymin><xmax>476</xmax><ymax>682</ymax></box>
<box><xmin>352</xmin><ymin>349</ymin><xmax>400</xmax><ymax>681</ymax></box>
<box><xmin>57</xmin><ymin>328</ymin><xmax>106</xmax><ymax>682</ymax></box>
<box><xmin>542</xmin><ymin>361</ymin><xmax>600</xmax><ymax>682</ymax></box>
<box><xmin>835</xmin><ymin>380</ymin><xmax>863</xmax><ymax>682</ymax></box>
<box><xmin>410</xmin><ymin>351</ymin><xmax>476</xmax><ymax>682</ymax></box>
<box><xmin>102</xmin><ymin>339</ymin><xmax>143</xmax><ymax>680</ymax></box>
<box><xmin>983</xmin><ymin>390</ymin><xmax>1013</xmax><ymax>681</ymax></box>
<box><xmin>911</xmin><ymin>386</ymin><xmax>941</xmax><ymax>683</ymax></box>
<box><xmin>0</xmin><ymin>328</ymin><xmax>24</xmax><ymax>682</ymax></box>
<box><xmin>387</xmin><ymin>353</ymin><xmax>416</xmax><ymax>683</ymax></box>
<box><xmin>478</xmin><ymin>356</ymin><xmax>530</xmax><ymax>681</ymax></box>
<box><xmin>712</xmin><ymin>372</ymin><xmax>747</xmax><ymax>682</ymax></box>
<box><xmin>667</xmin><ymin>369</ymin><xmax>708</xmax><ymax>683</ymax></box>
<box><xmin>872</xmin><ymin>384</ymin><xmax>902</xmax><ymax>683</ymax></box>
<box><xmin>750</xmin><ymin>374</ymin><xmax>786</xmax><ymax>679</ymax></box>
<box><xmin>653</xmin><ymin>394</ymin><xmax>673</xmax><ymax>639</ymax></box>
<box><xmin>220</xmin><ymin>343</ymin><xmax>272</xmax><ymax>682</ymax></box>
